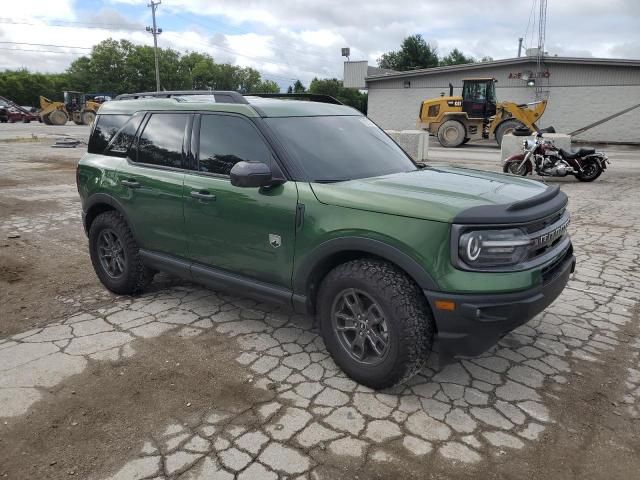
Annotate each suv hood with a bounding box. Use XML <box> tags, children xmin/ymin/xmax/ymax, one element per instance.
<box><xmin>309</xmin><ymin>166</ymin><xmax>549</xmax><ymax>223</ymax></box>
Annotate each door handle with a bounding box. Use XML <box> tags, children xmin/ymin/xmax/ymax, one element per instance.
<box><xmin>121</xmin><ymin>179</ymin><xmax>141</xmax><ymax>189</ymax></box>
<box><xmin>190</xmin><ymin>190</ymin><xmax>216</xmax><ymax>201</ymax></box>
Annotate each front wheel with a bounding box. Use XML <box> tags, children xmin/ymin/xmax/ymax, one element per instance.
<box><xmin>82</xmin><ymin>111</ymin><xmax>96</xmax><ymax>125</ymax></box>
<box><xmin>504</xmin><ymin>160</ymin><xmax>530</xmax><ymax>176</ymax></box>
<box><xmin>317</xmin><ymin>259</ymin><xmax>434</xmax><ymax>389</ymax></box>
<box><xmin>89</xmin><ymin>211</ymin><xmax>154</xmax><ymax>295</ymax></box>
<box><xmin>495</xmin><ymin>119</ymin><xmax>526</xmax><ymax>146</ymax></box>
<box><xmin>575</xmin><ymin>160</ymin><xmax>603</xmax><ymax>182</ymax></box>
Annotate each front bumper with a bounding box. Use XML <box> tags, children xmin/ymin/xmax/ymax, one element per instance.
<box><xmin>424</xmin><ymin>247</ymin><xmax>575</xmax><ymax>357</ymax></box>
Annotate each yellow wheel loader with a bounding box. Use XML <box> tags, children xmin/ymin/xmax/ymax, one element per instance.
<box><xmin>39</xmin><ymin>91</ymin><xmax>99</xmax><ymax>126</ymax></box>
<box><xmin>417</xmin><ymin>78</ymin><xmax>547</xmax><ymax>147</ymax></box>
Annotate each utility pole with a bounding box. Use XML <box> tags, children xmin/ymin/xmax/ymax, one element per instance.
<box><xmin>518</xmin><ymin>37</ymin><xmax>523</xmax><ymax>57</ymax></box>
<box><xmin>146</xmin><ymin>0</ymin><xmax>162</xmax><ymax>92</ymax></box>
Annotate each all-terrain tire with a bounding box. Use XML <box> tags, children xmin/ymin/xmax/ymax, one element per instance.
<box><xmin>495</xmin><ymin>119</ymin><xmax>526</xmax><ymax>146</ymax></box>
<box><xmin>317</xmin><ymin>259</ymin><xmax>434</xmax><ymax>389</ymax></box>
<box><xmin>437</xmin><ymin>119</ymin><xmax>466</xmax><ymax>148</ymax></box>
<box><xmin>42</xmin><ymin>114</ymin><xmax>52</xmax><ymax>125</ymax></box>
<box><xmin>89</xmin><ymin>211</ymin><xmax>154</xmax><ymax>295</ymax></box>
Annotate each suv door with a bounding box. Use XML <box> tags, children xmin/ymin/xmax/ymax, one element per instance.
<box><xmin>112</xmin><ymin>112</ymin><xmax>190</xmax><ymax>257</ymax></box>
<box><xmin>183</xmin><ymin>113</ymin><xmax>298</xmax><ymax>289</ymax></box>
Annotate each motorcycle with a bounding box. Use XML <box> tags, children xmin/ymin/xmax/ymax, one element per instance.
<box><xmin>503</xmin><ymin>129</ymin><xmax>609</xmax><ymax>182</ymax></box>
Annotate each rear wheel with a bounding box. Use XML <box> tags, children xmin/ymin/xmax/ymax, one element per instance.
<box><xmin>89</xmin><ymin>211</ymin><xmax>154</xmax><ymax>295</ymax></box>
<box><xmin>575</xmin><ymin>160</ymin><xmax>602</xmax><ymax>182</ymax></box>
<box><xmin>437</xmin><ymin>120</ymin><xmax>466</xmax><ymax>148</ymax></box>
<box><xmin>48</xmin><ymin>109</ymin><xmax>68</xmax><ymax>126</ymax></box>
<box><xmin>317</xmin><ymin>259</ymin><xmax>434</xmax><ymax>389</ymax></box>
<box><xmin>42</xmin><ymin>114</ymin><xmax>52</xmax><ymax>125</ymax></box>
<box><xmin>495</xmin><ymin>119</ymin><xmax>526</xmax><ymax>146</ymax></box>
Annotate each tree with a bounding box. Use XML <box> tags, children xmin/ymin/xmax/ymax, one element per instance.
<box><xmin>0</xmin><ymin>38</ymin><xmax>288</xmax><ymax>105</ymax></box>
<box><xmin>440</xmin><ymin>48</ymin><xmax>475</xmax><ymax>66</ymax></box>
<box><xmin>287</xmin><ymin>79</ymin><xmax>305</xmax><ymax>94</ymax></box>
<box><xmin>180</xmin><ymin>52</ymin><xmax>217</xmax><ymax>89</ymax></box>
<box><xmin>292</xmin><ymin>79</ymin><xmax>305</xmax><ymax>93</ymax></box>
<box><xmin>251</xmin><ymin>80</ymin><xmax>280</xmax><ymax>93</ymax></box>
<box><xmin>377</xmin><ymin>34</ymin><xmax>438</xmax><ymax>71</ymax></box>
<box><xmin>0</xmin><ymin>69</ymin><xmax>69</xmax><ymax>106</ymax></box>
<box><xmin>308</xmin><ymin>78</ymin><xmax>367</xmax><ymax>114</ymax></box>
<box><xmin>480</xmin><ymin>56</ymin><xmax>494</xmax><ymax>62</ymax></box>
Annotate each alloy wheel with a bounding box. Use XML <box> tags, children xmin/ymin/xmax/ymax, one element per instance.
<box><xmin>97</xmin><ymin>229</ymin><xmax>126</xmax><ymax>278</ymax></box>
<box><xmin>331</xmin><ymin>288</ymin><xmax>390</xmax><ymax>365</ymax></box>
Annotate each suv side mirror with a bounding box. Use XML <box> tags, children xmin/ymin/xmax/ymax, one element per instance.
<box><xmin>230</xmin><ymin>161</ymin><xmax>273</xmax><ymax>188</ymax></box>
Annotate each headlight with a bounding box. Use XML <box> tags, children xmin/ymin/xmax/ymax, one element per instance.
<box><xmin>458</xmin><ymin>228</ymin><xmax>530</xmax><ymax>268</ymax></box>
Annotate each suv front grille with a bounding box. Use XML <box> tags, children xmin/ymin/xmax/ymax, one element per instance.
<box><xmin>524</xmin><ymin>209</ymin><xmax>565</xmax><ymax>234</ymax></box>
<box><xmin>524</xmin><ymin>210</ymin><xmax>570</xmax><ymax>263</ymax></box>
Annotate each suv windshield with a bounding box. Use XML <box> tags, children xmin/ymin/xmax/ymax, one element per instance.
<box><xmin>265</xmin><ymin>116</ymin><xmax>417</xmax><ymax>182</ymax></box>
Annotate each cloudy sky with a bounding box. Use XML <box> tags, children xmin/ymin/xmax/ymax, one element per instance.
<box><xmin>1</xmin><ymin>0</ymin><xmax>639</xmax><ymax>88</ymax></box>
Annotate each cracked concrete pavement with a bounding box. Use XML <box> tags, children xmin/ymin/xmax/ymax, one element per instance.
<box><xmin>1</xmin><ymin>130</ymin><xmax>639</xmax><ymax>479</ymax></box>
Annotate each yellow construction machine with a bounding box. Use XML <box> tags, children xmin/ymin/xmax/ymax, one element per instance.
<box><xmin>39</xmin><ymin>91</ymin><xmax>100</xmax><ymax>126</ymax></box>
<box><xmin>417</xmin><ymin>78</ymin><xmax>547</xmax><ymax>147</ymax></box>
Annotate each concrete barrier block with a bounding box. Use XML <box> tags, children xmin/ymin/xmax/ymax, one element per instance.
<box><xmin>386</xmin><ymin>130</ymin><xmax>429</xmax><ymax>161</ymax></box>
<box><xmin>501</xmin><ymin>133</ymin><xmax>572</xmax><ymax>161</ymax></box>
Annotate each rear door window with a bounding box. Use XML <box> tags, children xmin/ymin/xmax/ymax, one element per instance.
<box><xmin>104</xmin><ymin>113</ymin><xmax>145</xmax><ymax>158</ymax></box>
<box><xmin>135</xmin><ymin>113</ymin><xmax>189</xmax><ymax>168</ymax></box>
<box><xmin>88</xmin><ymin>114</ymin><xmax>130</xmax><ymax>153</ymax></box>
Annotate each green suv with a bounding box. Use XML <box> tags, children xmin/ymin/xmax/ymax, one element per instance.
<box><xmin>77</xmin><ymin>91</ymin><xmax>575</xmax><ymax>389</ymax></box>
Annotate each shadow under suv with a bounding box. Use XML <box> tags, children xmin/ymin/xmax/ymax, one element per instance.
<box><xmin>77</xmin><ymin>91</ymin><xmax>575</xmax><ymax>389</ymax></box>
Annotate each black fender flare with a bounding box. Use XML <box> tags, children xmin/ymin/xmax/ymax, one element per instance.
<box><xmin>83</xmin><ymin>193</ymin><xmax>137</xmax><ymax>239</ymax></box>
<box><xmin>292</xmin><ymin>236</ymin><xmax>439</xmax><ymax>297</ymax></box>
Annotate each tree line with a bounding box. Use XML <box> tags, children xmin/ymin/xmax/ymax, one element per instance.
<box><xmin>286</xmin><ymin>78</ymin><xmax>368</xmax><ymax>114</ymax></box>
<box><xmin>378</xmin><ymin>34</ymin><xmax>493</xmax><ymax>71</ymax></box>
<box><xmin>0</xmin><ymin>38</ymin><xmax>280</xmax><ymax>107</ymax></box>
<box><xmin>1</xmin><ymin>34</ymin><xmax>488</xmax><ymax>113</ymax></box>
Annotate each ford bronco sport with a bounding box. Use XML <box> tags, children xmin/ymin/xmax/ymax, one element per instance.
<box><xmin>77</xmin><ymin>91</ymin><xmax>575</xmax><ymax>389</ymax></box>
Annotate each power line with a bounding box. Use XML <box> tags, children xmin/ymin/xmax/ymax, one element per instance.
<box><xmin>0</xmin><ymin>18</ymin><xmax>141</xmax><ymax>31</ymax></box>
<box><xmin>0</xmin><ymin>46</ymin><xmax>86</xmax><ymax>55</ymax></box>
<box><xmin>0</xmin><ymin>41</ymin><xmax>92</xmax><ymax>50</ymax></box>
<box><xmin>522</xmin><ymin>0</ymin><xmax>537</xmax><ymax>51</ymax></box>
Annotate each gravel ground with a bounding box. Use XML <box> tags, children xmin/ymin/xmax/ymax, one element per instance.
<box><xmin>0</xmin><ymin>124</ymin><xmax>639</xmax><ymax>479</ymax></box>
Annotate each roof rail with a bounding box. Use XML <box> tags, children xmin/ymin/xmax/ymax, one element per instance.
<box><xmin>246</xmin><ymin>93</ymin><xmax>344</xmax><ymax>105</ymax></box>
<box><xmin>115</xmin><ymin>90</ymin><xmax>249</xmax><ymax>104</ymax></box>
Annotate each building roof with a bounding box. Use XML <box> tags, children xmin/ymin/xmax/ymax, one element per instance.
<box><xmin>365</xmin><ymin>56</ymin><xmax>640</xmax><ymax>83</ymax></box>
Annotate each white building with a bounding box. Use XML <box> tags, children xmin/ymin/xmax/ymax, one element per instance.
<box><xmin>345</xmin><ymin>57</ymin><xmax>640</xmax><ymax>143</ymax></box>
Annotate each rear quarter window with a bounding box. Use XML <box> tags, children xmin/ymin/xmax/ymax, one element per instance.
<box><xmin>87</xmin><ymin>114</ymin><xmax>131</xmax><ymax>154</ymax></box>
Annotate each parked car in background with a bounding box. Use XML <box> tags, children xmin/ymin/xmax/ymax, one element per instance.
<box><xmin>7</xmin><ymin>107</ymin><xmax>39</xmax><ymax>123</ymax></box>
